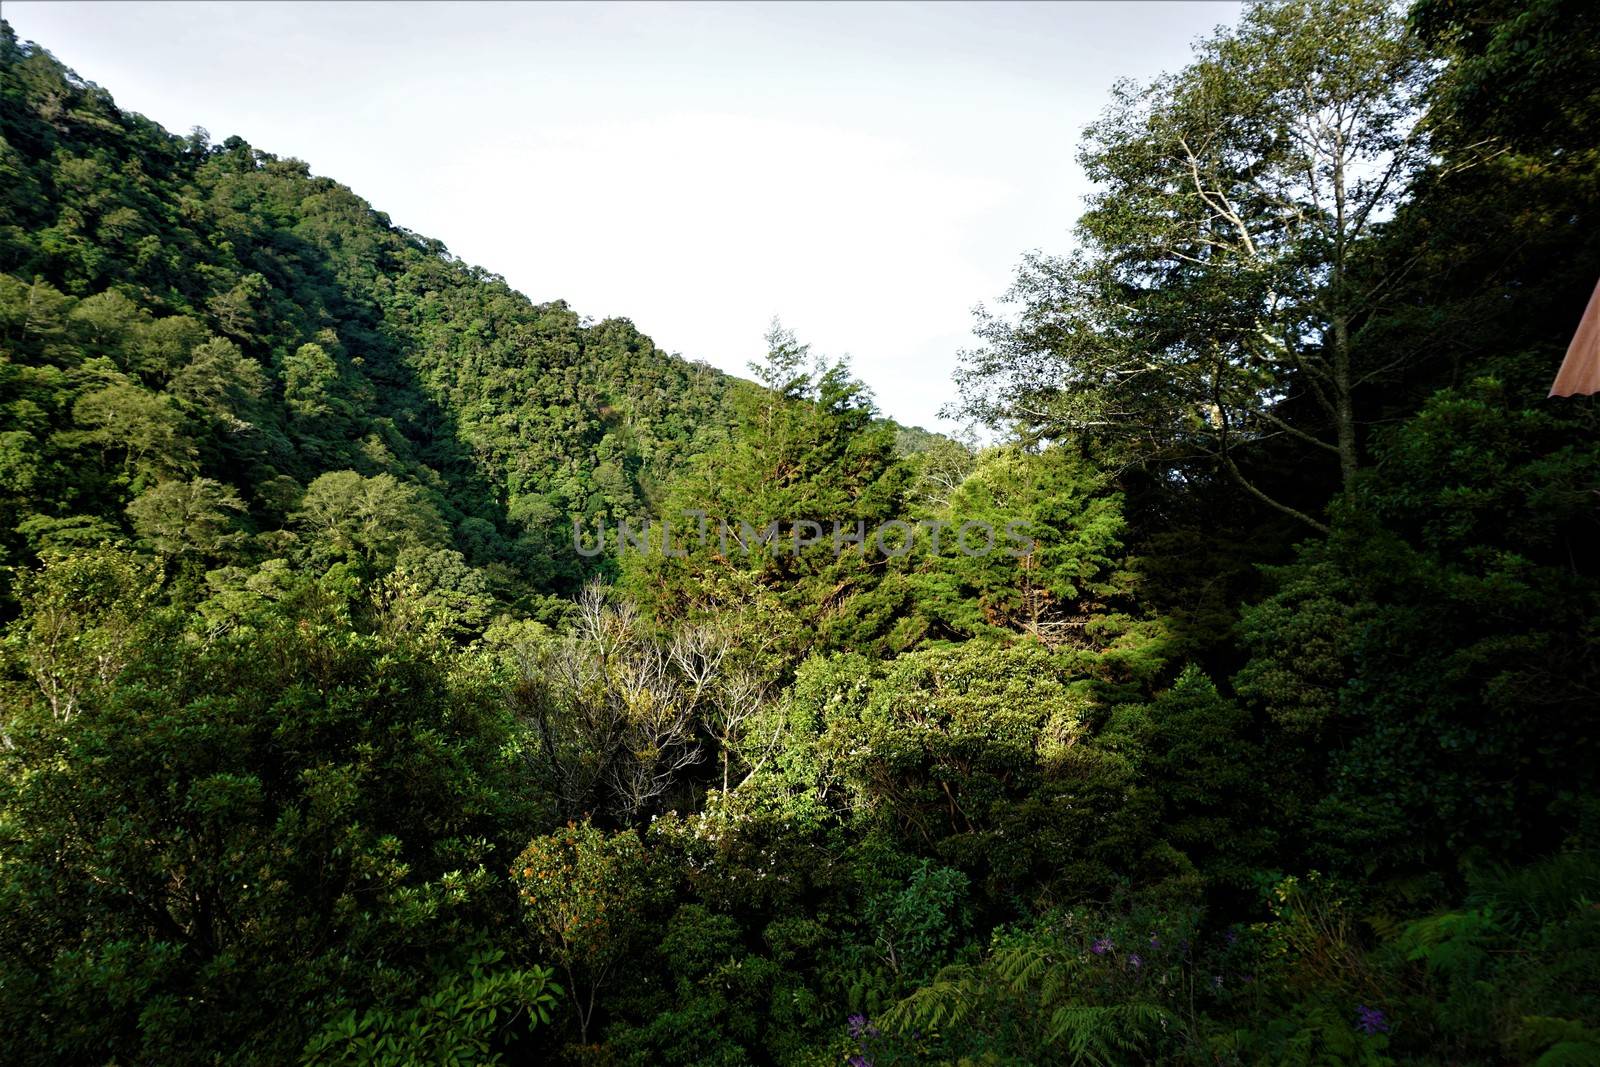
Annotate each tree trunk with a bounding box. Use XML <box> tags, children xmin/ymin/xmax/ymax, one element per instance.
<box><xmin>1332</xmin><ymin>313</ymin><xmax>1358</xmax><ymax>489</ymax></box>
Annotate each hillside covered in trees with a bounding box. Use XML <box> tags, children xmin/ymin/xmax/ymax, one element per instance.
<box><xmin>2</xmin><ymin>1</ymin><xmax>1598</xmax><ymax>1063</ymax></box>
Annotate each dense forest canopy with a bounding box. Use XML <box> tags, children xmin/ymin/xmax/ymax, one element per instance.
<box><xmin>1</xmin><ymin>1</ymin><xmax>1598</xmax><ymax>1063</ymax></box>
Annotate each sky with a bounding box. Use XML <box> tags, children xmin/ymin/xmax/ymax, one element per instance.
<box><xmin>5</xmin><ymin>0</ymin><xmax>1240</xmax><ymax>431</ymax></box>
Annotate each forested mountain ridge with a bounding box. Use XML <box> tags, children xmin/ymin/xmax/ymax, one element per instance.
<box><xmin>0</xmin><ymin>20</ymin><xmax>747</xmax><ymax>612</ymax></box>
<box><xmin>3</xmin><ymin>3</ymin><xmax>1600</xmax><ymax>1064</ymax></box>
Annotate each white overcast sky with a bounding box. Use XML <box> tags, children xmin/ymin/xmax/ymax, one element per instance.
<box><xmin>6</xmin><ymin>0</ymin><xmax>1239</xmax><ymax>430</ymax></box>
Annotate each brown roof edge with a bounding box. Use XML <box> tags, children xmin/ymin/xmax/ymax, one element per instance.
<box><xmin>1551</xmin><ymin>277</ymin><xmax>1600</xmax><ymax>398</ymax></box>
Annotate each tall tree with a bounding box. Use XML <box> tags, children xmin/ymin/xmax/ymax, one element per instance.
<box><xmin>955</xmin><ymin>0</ymin><xmax>1437</xmax><ymax>530</ymax></box>
<box><xmin>621</xmin><ymin>323</ymin><xmax>909</xmax><ymax>659</ymax></box>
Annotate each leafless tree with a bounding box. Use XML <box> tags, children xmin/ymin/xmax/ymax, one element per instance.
<box><xmin>510</xmin><ymin>582</ymin><xmax>704</xmax><ymax>822</ymax></box>
<box><xmin>507</xmin><ymin>581</ymin><xmax>798</xmax><ymax>820</ymax></box>
<box><xmin>604</xmin><ymin>636</ymin><xmax>702</xmax><ymax>821</ymax></box>
<box><xmin>506</xmin><ymin>634</ymin><xmax>621</xmax><ymax>818</ymax></box>
<box><xmin>705</xmin><ymin>666</ymin><xmax>766</xmax><ymax>794</ymax></box>
<box><xmin>669</xmin><ymin>622</ymin><xmax>730</xmax><ymax>706</ymax></box>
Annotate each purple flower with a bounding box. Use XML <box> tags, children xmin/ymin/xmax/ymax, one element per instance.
<box><xmin>1127</xmin><ymin>952</ymin><xmax>1143</xmax><ymax>969</ymax></box>
<box><xmin>848</xmin><ymin>1057</ymin><xmax>873</xmax><ymax>1067</ymax></box>
<box><xmin>847</xmin><ymin>1014</ymin><xmax>867</xmax><ymax>1039</ymax></box>
<box><xmin>1149</xmin><ymin>935</ymin><xmax>1161</xmax><ymax>949</ymax></box>
<box><xmin>1091</xmin><ymin>937</ymin><xmax>1114</xmax><ymax>956</ymax></box>
<box><xmin>1356</xmin><ymin>1005</ymin><xmax>1389</xmax><ymax>1035</ymax></box>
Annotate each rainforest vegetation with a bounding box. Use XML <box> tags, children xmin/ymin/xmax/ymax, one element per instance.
<box><xmin>1</xmin><ymin>0</ymin><xmax>1598</xmax><ymax>1062</ymax></box>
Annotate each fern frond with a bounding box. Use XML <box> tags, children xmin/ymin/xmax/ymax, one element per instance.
<box><xmin>880</xmin><ymin>964</ymin><xmax>982</xmax><ymax>1035</ymax></box>
<box><xmin>992</xmin><ymin>944</ymin><xmax>1056</xmax><ymax>991</ymax></box>
<box><xmin>1046</xmin><ymin>1003</ymin><xmax>1174</xmax><ymax>1066</ymax></box>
